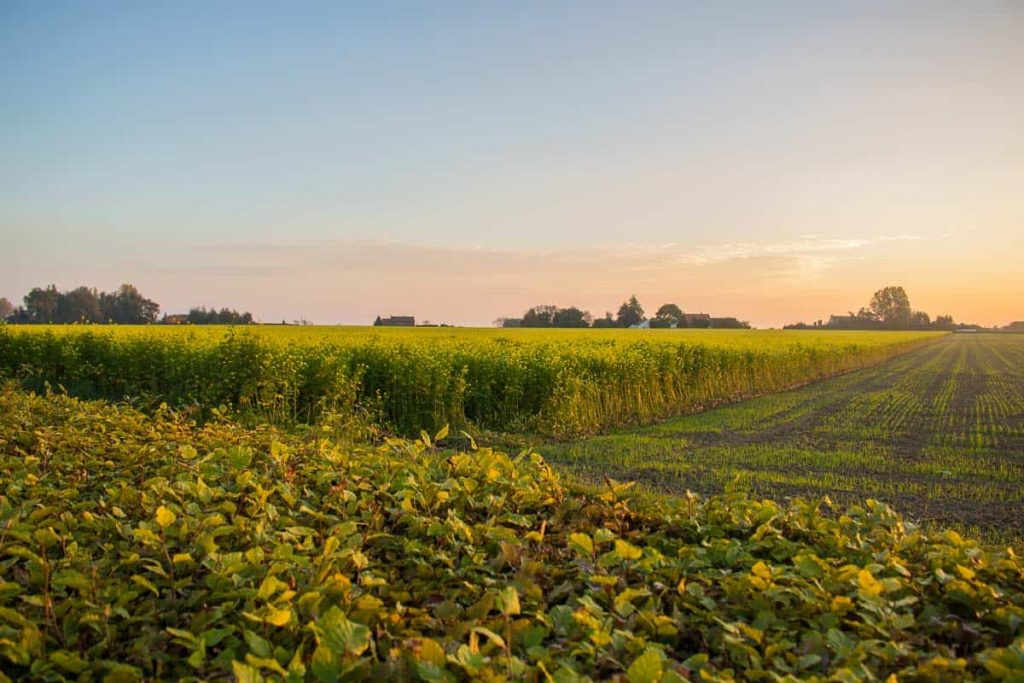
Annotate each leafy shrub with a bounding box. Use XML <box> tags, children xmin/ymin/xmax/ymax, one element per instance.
<box><xmin>1</xmin><ymin>387</ymin><xmax>1021</xmax><ymax>681</ymax></box>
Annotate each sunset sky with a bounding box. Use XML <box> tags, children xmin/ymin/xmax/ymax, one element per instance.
<box><xmin>3</xmin><ymin>1</ymin><xmax>1022</xmax><ymax>327</ymax></box>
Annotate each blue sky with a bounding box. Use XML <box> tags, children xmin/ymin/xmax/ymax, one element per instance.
<box><xmin>2</xmin><ymin>1</ymin><xmax>1022</xmax><ymax>326</ymax></box>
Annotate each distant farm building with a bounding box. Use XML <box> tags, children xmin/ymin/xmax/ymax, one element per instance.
<box><xmin>374</xmin><ymin>315</ymin><xmax>415</xmax><ymax>327</ymax></box>
<box><xmin>683</xmin><ymin>313</ymin><xmax>712</xmax><ymax>328</ymax></box>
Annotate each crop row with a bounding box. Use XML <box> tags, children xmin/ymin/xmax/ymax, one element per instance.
<box><xmin>0</xmin><ymin>326</ymin><xmax>940</xmax><ymax>436</ymax></box>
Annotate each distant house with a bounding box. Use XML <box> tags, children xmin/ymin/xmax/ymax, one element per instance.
<box><xmin>161</xmin><ymin>314</ymin><xmax>189</xmax><ymax>325</ymax></box>
<box><xmin>629</xmin><ymin>319</ymin><xmax>652</xmax><ymax>329</ymax></box>
<box><xmin>683</xmin><ymin>313</ymin><xmax>712</xmax><ymax>328</ymax></box>
<box><xmin>374</xmin><ymin>315</ymin><xmax>415</xmax><ymax>327</ymax></box>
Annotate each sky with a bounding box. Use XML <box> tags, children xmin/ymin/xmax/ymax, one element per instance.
<box><xmin>2</xmin><ymin>1</ymin><xmax>1022</xmax><ymax>327</ymax></box>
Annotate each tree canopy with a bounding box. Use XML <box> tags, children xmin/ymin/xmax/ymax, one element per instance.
<box><xmin>518</xmin><ymin>305</ymin><xmax>593</xmax><ymax>328</ymax></box>
<box><xmin>8</xmin><ymin>284</ymin><xmax>159</xmax><ymax>324</ymax></box>
<box><xmin>3</xmin><ymin>283</ymin><xmax>252</xmax><ymax>325</ymax></box>
<box><xmin>616</xmin><ymin>295</ymin><xmax>645</xmax><ymax>327</ymax></box>
<box><xmin>869</xmin><ymin>286</ymin><xmax>913</xmax><ymax>328</ymax></box>
<box><xmin>652</xmin><ymin>303</ymin><xmax>684</xmax><ymax>328</ymax></box>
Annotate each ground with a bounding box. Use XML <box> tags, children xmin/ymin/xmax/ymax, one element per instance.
<box><xmin>543</xmin><ymin>333</ymin><xmax>1024</xmax><ymax>541</ymax></box>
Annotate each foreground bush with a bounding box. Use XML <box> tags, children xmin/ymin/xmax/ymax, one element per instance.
<box><xmin>1</xmin><ymin>388</ymin><xmax>1022</xmax><ymax>682</ymax></box>
<box><xmin>0</xmin><ymin>327</ymin><xmax>939</xmax><ymax>436</ymax></box>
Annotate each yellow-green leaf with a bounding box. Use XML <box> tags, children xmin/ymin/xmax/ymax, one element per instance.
<box><xmin>155</xmin><ymin>506</ymin><xmax>176</xmax><ymax>529</ymax></box>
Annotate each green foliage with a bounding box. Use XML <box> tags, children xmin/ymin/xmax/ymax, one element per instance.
<box><xmin>2</xmin><ymin>387</ymin><xmax>1023</xmax><ymax>681</ymax></box>
<box><xmin>0</xmin><ymin>326</ymin><xmax>940</xmax><ymax>437</ymax></box>
<box><xmin>616</xmin><ymin>295</ymin><xmax>646</xmax><ymax>328</ymax></box>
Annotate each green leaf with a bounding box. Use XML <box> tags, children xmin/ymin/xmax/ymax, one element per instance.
<box><xmin>257</xmin><ymin>574</ymin><xmax>288</xmax><ymax>601</ymax></box>
<box><xmin>496</xmin><ymin>586</ymin><xmax>521</xmax><ymax>616</ymax></box>
<box><xmin>311</xmin><ymin>644</ymin><xmax>342</xmax><ymax>683</ymax></box>
<box><xmin>131</xmin><ymin>574</ymin><xmax>159</xmax><ymax>596</ymax></box>
<box><xmin>568</xmin><ymin>532</ymin><xmax>594</xmax><ymax>556</ymax></box>
<box><xmin>417</xmin><ymin>638</ymin><xmax>447</xmax><ymax>666</ymax></box>
<box><xmin>627</xmin><ymin>649</ymin><xmax>663</xmax><ymax>683</ymax></box>
<box><xmin>49</xmin><ymin>650</ymin><xmax>88</xmax><ymax>674</ymax></box>
<box><xmin>244</xmin><ymin>629</ymin><xmax>272</xmax><ymax>658</ymax></box>
<box><xmin>232</xmin><ymin>660</ymin><xmax>266</xmax><ymax>683</ymax></box>
<box><xmin>416</xmin><ymin>662</ymin><xmax>447</xmax><ymax>682</ymax></box>
<box><xmin>317</xmin><ymin>607</ymin><xmax>371</xmax><ymax>656</ymax></box>
<box><xmin>795</xmin><ymin>554</ymin><xmax>824</xmax><ymax>579</ymax></box>
<box><xmin>434</xmin><ymin>424</ymin><xmax>449</xmax><ymax>442</ymax></box>
<box><xmin>227</xmin><ymin>446</ymin><xmax>253</xmax><ymax>469</ymax></box>
<box><xmin>33</xmin><ymin>528</ymin><xmax>61</xmax><ymax>549</ymax></box>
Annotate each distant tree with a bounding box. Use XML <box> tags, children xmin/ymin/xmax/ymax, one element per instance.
<box><xmin>869</xmin><ymin>286</ymin><xmax>912</xmax><ymax>329</ymax></box>
<box><xmin>501</xmin><ymin>318</ymin><xmax>523</xmax><ymax>328</ymax></box>
<box><xmin>0</xmin><ymin>297</ymin><xmax>13</xmax><ymax>321</ymax></box>
<box><xmin>183</xmin><ymin>306</ymin><xmax>252</xmax><ymax>324</ymax></box>
<box><xmin>374</xmin><ymin>315</ymin><xmax>383</xmax><ymax>326</ymax></box>
<box><xmin>522</xmin><ymin>305</ymin><xmax>558</xmax><ymax>328</ymax></box>
<box><xmin>56</xmin><ymin>286</ymin><xmax>102</xmax><ymax>323</ymax></box>
<box><xmin>710</xmin><ymin>317</ymin><xmax>751</xmax><ymax>329</ymax></box>
<box><xmin>552</xmin><ymin>306</ymin><xmax>592</xmax><ymax>328</ymax></box>
<box><xmin>591</xmin><ymin>312</ymin><xmax>616</xmax><ymax>328</ymax></box>
<box><xmin>99</xmin><ymin>284</ymin><xmax>159</xmax><ymax>324</ymax></box>
<box><xmin>855</xmin><ymin>307</ymin><xmax>878</xmax><ymax>321</ymax></box>
<box><xmin>23</xmin><ymin>286</ymin><xmax>60</xmax><ymax>323</ymax></box>
<box><xmin>910</xmin><ymin>311</ymin><xmax>931</xmax><ymax>329</ymax></box>
<box><xmin>616</xmin><ymin>295</ymin><xmax>645</xmax><ymax>328</ymax></box>
<box><xmin>653</xmin><ymin>303</ymin><xmax>683</xmax><ymax>328</ymax></box>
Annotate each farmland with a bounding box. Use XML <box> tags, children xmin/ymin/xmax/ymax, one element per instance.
<box><xmin>545</xmin><ymin>334</ymin><xmax>1024</xmax><ymax>540</ymax></box>
<box><xmin>0</xmin><ymin>326</ymin><xmax>938</xmax><ymax>437</ymax></box>
<box><xmin>4</xmin><ymin>327</ymin><xmax>1024</xmax><ymax>680</ymax></box>
<box><xmin>2</xmin><ymin>385</ymin><xmax>1024</xmax><ymax>681</ymax></box>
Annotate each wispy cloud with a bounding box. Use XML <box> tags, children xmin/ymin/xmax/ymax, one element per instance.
<box><xmin>176</xmin><ymin>232</ymin><xmax>916</xmax><ymax>276</ymax></box>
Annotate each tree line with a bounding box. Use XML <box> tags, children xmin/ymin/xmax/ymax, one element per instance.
<box><xmin>0</xmin><ymin>284</ymin><xmax>253</xmax><ymax>325</ymax></box>
<box><xmin>784</xmin><ymin>286</ymin><xmax>958</xmax><ymax>331</ymax></box>
<box><xmin>498</xmin><ymin>295</ymin><xmax>750</xmax><ymax>329</ymax></box>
